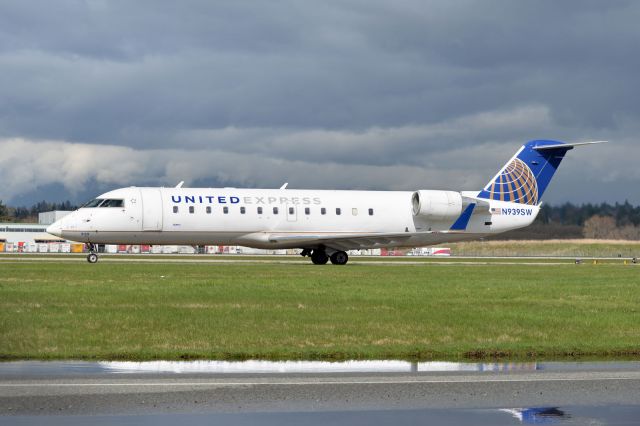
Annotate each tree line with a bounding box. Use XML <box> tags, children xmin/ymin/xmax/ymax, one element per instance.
<box><xmin>0</xmin><ymin>200</ymin><xmax>78</xmax><ymax>222</ymax></box>
<box><xmin>537</xmin><ymin>201</ymin><xmax>640</xmax><ymax>227</ymax></box>
<box><xmin>494</xmin><ymin>201</ymin><xmax>640</xmax><ymax>240</ymax></box>
<box><xmin>1</xmin><ymin>199</ymin><xmax>639</xmax><ymax>240</ymax></box>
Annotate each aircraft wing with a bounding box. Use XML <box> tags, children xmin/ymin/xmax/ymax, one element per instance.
<box><xmin>268</xmin><ymin>232</ymin><xmax>414</xmax><ymax>251</ymax></box>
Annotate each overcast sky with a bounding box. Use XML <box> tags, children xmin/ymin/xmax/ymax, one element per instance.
<box><xmin>1</xmin><ymin>0</ymin><xmax>638</xmax><ymax>206</ymax></box>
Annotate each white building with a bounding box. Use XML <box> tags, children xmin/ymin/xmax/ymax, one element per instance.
<box><xmin>0</xmin><ymin>211</ymin><xmax>71</xmax><ymax>246</ymax></box>
<box><xmin>38</xmin><ymin>211</ymin><xmax>72</xmax><ymax>226</ymax></box>
<box><xmin>0</xmin><ymin>223</ymin><xmax>63</xmax><ymax>245</ymax></box>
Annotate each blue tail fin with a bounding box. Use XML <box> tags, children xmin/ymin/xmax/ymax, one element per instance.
<box><xmin>476</xmin><ymin>140</ymin><xmax>575</xmax><ymax>205</ymax></box>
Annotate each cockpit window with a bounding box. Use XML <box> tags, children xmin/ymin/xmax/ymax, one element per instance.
<box><xmin>99</xmin><ymin>199</ymin><xmax>124</xmax><ymax>208</ymax></box>
<box><xmin>81</xmin><ymin>198</ymin><xmax>104</xmax><ymax>208</ymax></box>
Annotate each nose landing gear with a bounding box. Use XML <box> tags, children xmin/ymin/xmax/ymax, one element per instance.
<box><xmin>86</xmin><ymin>243</ymin><xmax>99</xmax><ymax>263</ymax></box>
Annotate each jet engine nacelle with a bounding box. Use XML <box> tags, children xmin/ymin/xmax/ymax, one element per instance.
<box><xmin>411</xmin><ymin>190</ymin><xmax>463</xmax><ymax>221</ymax></box>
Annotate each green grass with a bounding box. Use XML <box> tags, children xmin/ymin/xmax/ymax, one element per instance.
<box><xmin>1</xmin><ymin>261</ymin><xmax>639</xmax><ymax>361</ymax></box>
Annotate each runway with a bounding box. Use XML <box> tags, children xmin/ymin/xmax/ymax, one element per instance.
<box><xmin>2</xmin><ymin>361</ymin><xmax>640</xmax><ymax>416</ymax></box>
<box><xmin>0</xmin><ymin>253</ymin><xmax>634</xmax><ymax>266</ymax></box>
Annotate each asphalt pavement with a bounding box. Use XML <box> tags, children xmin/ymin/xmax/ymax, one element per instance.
<box><xmin>2</xmin><ymin>363</ymin><xmax>640</xmax><ymax>416</ymax></box>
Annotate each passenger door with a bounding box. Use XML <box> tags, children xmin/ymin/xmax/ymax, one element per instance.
<box><xmin>140</xmin><ymin>188</ymin><xmax>163</xmax><ymax>231</ymax></box>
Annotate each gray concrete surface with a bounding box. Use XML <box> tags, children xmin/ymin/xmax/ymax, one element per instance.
<box><xmin>2</xmin><ymin>368</ymin><xmax>640</xmax><ymax>415</ymax></box>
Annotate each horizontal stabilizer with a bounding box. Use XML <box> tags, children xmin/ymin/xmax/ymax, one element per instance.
<box><xmin>532</xmin><ymin>141</ymin><xmax>608</xmax><ymax>151</ymax></box>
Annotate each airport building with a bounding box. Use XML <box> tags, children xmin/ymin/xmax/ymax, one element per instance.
<box><xmin>0</xmin><ymin>211</ymin><xmax>73</xmax><ymax>252</ymax></box>
<box><xmin>0</xmin><ymin>223</ymin><xmax>58</xmax><ymax>244</ymax></box>
<box><xmin>0</xmin><ymin>211</ymin><xmax>71</xmax><ymax>243</ymax></box>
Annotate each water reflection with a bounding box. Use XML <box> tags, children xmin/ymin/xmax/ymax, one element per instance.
<box><xmin>501</xmin><ymin>407</ymin><xmax>570</xmax><ymax>424</ymax></box>
<box><xmin>98</xmin><ymin>360</ymin><xmax>539</xmax><ymax>374</ymax></box>
<box><xmin>1</xmin><ymin>360</ymin><xmax>638</xmax><ymax>377</ymax></box>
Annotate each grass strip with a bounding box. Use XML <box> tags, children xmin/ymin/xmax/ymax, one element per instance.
<box><xmin>1</xmin><ymin>262</ymin><xmax>639</xmax><ymax>361</ymax></box>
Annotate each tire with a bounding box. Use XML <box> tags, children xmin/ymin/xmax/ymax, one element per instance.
<box><xmin>311</xmin><ymin>250</ymin><xmax>329</xmax><ymax>265</ymax></box>
<box><xmin>87</xmin><ymin>253</ymin><xmax>99</xmax><ymax>264</ymax></box>
<box><xmin>330</xmin><ymin>251</ymin><xmax>349</xmax><ymax>265</ymax></box>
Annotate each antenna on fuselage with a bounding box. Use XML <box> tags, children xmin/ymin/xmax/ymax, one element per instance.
<box><xmin>280</xmin><ymin>182</ymin><xmax>288</xmax><ymax>190</ymax></box>
<box><xmin>175</xmin><ymin>181</ymin><xmax>184</xmax><ymax>188</ymax></box>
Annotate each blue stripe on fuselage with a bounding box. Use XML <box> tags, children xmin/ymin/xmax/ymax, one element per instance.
<box><xmin>450</xmin><ymin>203</ymin><xmax>476</xmax><ymax>231</ymax></box>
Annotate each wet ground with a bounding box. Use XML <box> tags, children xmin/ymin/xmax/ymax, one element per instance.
<box><xmin>3</xmin><ymin>405</ymin><xmax>640</xmax><ymax>425</ymax></box>
<box><xmin>1</xmin><ymin>361</ymin><xmax>639</xmax><ymax>424</ymax></box>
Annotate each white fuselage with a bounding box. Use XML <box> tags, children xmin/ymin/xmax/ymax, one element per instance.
<box><xmin>47</xmin><ymin>186</ymin><xmax>539</xmax><ymax>250</ymax></box>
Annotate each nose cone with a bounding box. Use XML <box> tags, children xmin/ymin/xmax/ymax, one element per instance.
<box><xmin>46</xmin><ymin>221</ymin><xmax>63</xmax><ymax>237</ymax></box>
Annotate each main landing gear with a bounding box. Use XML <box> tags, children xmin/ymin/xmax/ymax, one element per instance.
<box><xmin>301</xmin><ymin>248</ymin><xmax>349</xmax><ymax>265</ymax></box>
<box><xmin>311</xmin><ymin>250</ymin><xmax>329</xmax><ymax>265</ymax></box>
<box><xmin>330</xmin><ymin>251</ymin><xmax>349</xmax><ymax>265</ymax></box>
<box><xmin>86</xmin><ymin>243</ymin><xmax>99</xmax><ymax>264</ymax></box>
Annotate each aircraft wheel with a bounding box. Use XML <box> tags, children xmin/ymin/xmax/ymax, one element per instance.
<box><xmin>330</xmin><ymin>251</ymin><xmax>349</xmax><ymax>265</ymax></box>
<box><xmin>311</xmin><ymin>250</ymin><xmax>329</xmax><ymax>265</ymax></box>
<box><xmin>87</xmin><ymin>253</ymin><xmax>99</xmax><ymax>264</ymax></box>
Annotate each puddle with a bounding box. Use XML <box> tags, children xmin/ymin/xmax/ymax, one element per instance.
<box><xmin>2</xmin><ymin>405</ymin><xmax>639</xmax><ymax>425</ymax></box>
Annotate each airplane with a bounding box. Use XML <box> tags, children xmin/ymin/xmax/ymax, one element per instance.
<box><xmin>46</xmin><ymin>139</ymin><xmax>605</xmax><ymax>264</ymax></box>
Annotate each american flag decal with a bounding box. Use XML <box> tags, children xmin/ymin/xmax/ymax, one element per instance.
<box><xmin>491</xmin><ymin>207</ymin><xmax>502</xmax><ymax>215</ymax></box>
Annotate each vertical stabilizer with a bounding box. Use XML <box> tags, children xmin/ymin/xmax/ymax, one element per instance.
<box><xmin>476</xmin><ymin>140</ymin><xmax>605</xmax><ymax>205</ymax></box>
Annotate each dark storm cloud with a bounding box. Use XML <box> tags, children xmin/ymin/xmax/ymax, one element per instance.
<box><xmin>0</xmin><ymin>0</ymin><xmax>638</xmax><ymax>204</ymax></box>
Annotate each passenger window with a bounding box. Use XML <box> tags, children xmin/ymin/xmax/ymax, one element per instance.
<box><xmin>369</xmin><ymin>208</ymin><xmax>374</xmax><ymax>216</ymax></box>
<box><xmin>289</xmin><ymin>207</ymin><xmax>295</xmax><ymax>215</ymax></box>
<box><xmin>206</xmin><ymin>206</ymin><xmax>212</xmax><ymax>214</ymax></box>
<box><xmin>305</xmin><ymin>207</ymin><xmax>310</xmax><ymax>215</ymax></box>
<box><xmin>273</xmin><ymin>207</ymin><xmax>279</xmax><ymax>215</ymax></box>
<box><xmin>352</xmin><ymin>208</ymin><xmax>358</xmax><ymax>216</ymax></box>
<box><xmin>336</xmin><ymin>208</ymin><xmax>341</xmax><ymax>215</ymax></box>
<box><xmin>321</xmin><ymin>208</ymin><xmax>326</xmax><ymax>215</ymax></box>
<box><xmin>223</xmin><ymin>207</ymin><xmax>229</xmax><ymax>214</ymax></box>
<box><xmin>240</xmin><ymin>207</ymin><xmax>246</xmax><ymax>214</ymax></box>
<box><xmin>173</xmin><ymin>206</ymin><xmax>178</xmax><ymax>214</ymax></box>
<box><xmin>258</xmin><ymin>207</ymin><xmax>263</xmax><ymax>214</ymax></box>
<box><xmin>189</xmin><ymin>206</ymin><xmax>195</xmax><ymax>214</ymax></box>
